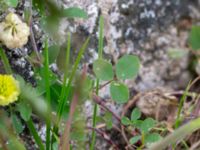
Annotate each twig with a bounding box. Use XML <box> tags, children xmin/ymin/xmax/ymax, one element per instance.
<box><xmin>99</xmin><ymin>80</ymin><xmax>113</xmax><ymax>90</ymax></box>
<box><xmin>29</xmin><ymin>0</ymin><xmax>41</xmax><ymax>63</ymax></box>
<box><xmin>189</xmin><ymin>139</ymin><xmax>200</xmax><ymax>150</ymax></box>
<box><xmin>92</xmin><ymin>94</ymin><xmax>121</xmax><ymax>122</ymax></box>
<box><xmin>87</xmin><ymin>126</ymin><xmax>119</xmax><ymax>150</ymax></box>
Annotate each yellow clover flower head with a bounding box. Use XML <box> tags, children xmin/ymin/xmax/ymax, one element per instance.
<box><xmin>0</xmin><ymin>13</ymin><xmax>30</xmax><ymax>49</ymax></box>
<box><xmin>0</xmin><ymin>74</ymin><xmax>20</xmax><ymax>106</ymax></box>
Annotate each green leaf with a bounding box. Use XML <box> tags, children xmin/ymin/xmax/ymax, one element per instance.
<box><xmin>62</xmin><ymin>7</ymin><xmax>88</xmax><ymax>19</ymax></box>
<box><xmin>189</xmin><ymin>26</ymin><xmax>200</xmax><ymax>51</ymax></box>
<box><xmin>93</xmin><ymin>59</ymin><xmax>114</xmax><ymax>81</ymax></box>
<box><xmin>132</xmin><ymin>120</ymin><xmax>143</xmax><ymax>129</ymax></box>
<box><xmin>139</xmin><ymin>118</ymin><xmax>156</xmax><ymax>133</ymax></box>
<box><xmin>110</xmin><ymin>81</ymin><xmax>129</xmax><ymax>103</ymax></box>
<box><xmin>33</xmin><ymin>0</ymin><xmax>45</xmax><ymax>15</ymax></box>
<box><xmin>17</xmin><ymin>101</ymin><xmax>32</xmax><ymax>121</ymax></box>
<box><xmin>131</xmin><ymin>107</ymin><xmax>141</xmax><ymax>121</ymax></box>
<box><xmin>145</xmin><ymin>133</ymin><xmax>161</xmax><ymax>144</ymax></box>
<box><xmin>129</xmin><ymin>135</ymin><xmax>141</xmax><ymax>145</ymax></box>
<box><xmin>121</xmin><ymin>117</ymin><xmax>131</xmax><ymax>125</ymax></box>
<box><xmin>7</xmin><ymin>138</ymin><xmax>26</xmax><ymax>150</ymax></box>
<box><xmin>11</xmin><ymin>114</ymin><xmax>23</xmax><ymax>134</ymax></box>
<box><xmin>6</xmin><ymin>0</ymin><xmax>18</xmax><ymax>7</ymax></box>
<box><xmin>52</xmin><ymin>142</ymin><xmax>58</xmax><ymax>150</ymax></box>
<box><xmin>116</xmin><ymin>55</ymin><xmax>140</xmax><ymax>80</ymax></box>
<box><xmin>48</xmin><ymin>45</ymin><xmax>60</xmax><ymax>64</ymax></box>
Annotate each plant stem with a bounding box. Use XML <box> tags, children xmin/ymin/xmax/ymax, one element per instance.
<box><xmin>51</xmin><ymin>33</ymin><xmax>71</xmax><ymax>147</ymax></box>
<box><xmin>149</xmin><ymin>117</ymin><xmax>200</xmax><ymax>150</ymax></box>
<box><xmin>60</xmin><ymin>65</ymin><xmax>87</xmax><ymax>150</ymax></box>
<box><xmin>175</xmin><ymin>82</ymin><xmax>191</xmax><ymax>128</ymax></box>
<box><xmin>27</xmin><ymin>119</ymin><xmax>45</xmax><ymax>150</ymax></box>
<box><xmin>60</xmin><ymin>93</ymin><xmax>79</xmax><ymax>150</ymax></box>
<box><xmin>90</xmin><ymin>15</ymin><xmax>104</xmax><ymax>150</ymax></box>
<box><xmin>90</xmin><ymin>79</ymin><xmax>99</xmax><ymax>149</ymax></box>
<box><xmin>87</xmin><ymin>126</ymin><xmax>119</xmax><ymax>149</ymax></box>
<box><xmin>44</xmin><ymin>39</ymin><xmax>51</xmax><ymax>150</ymax></box>
<box><xmin>29</xmin><ymin>0</ymin><xmax>41</xmax><ymax>63</ymax></box>
<box><xmin>57</xmin><ymin>37</ymin><xmax>90</xmax><ymax>122</ymax></box>
<box><xmin>0</xmin><ymin>48</ymin><xmax>12</xmax><ymax>74</ymax></box>
<box><xmin>92</xmin><ymin>94</ymin><xmax>121</xmax><ymax>122</ymax></box>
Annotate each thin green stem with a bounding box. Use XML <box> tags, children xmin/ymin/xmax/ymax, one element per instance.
<box><xmin>90</xmin><ymin>79</ymin><xmax>99</xmax><ymax>149</ymax></box>
<box><xmin>0</xmin><ymin>48</ymin><xmax>12</xmax><ymax>74</ymax></box>
<box><xmin>98</xmin><ymin>16</ymin><xmax>104</xmax><ymax>58</ymax></box>
<box><xmin>56</xmin><ymin>37</ymin><xmax>90</xmax><ymax>124</ymax></box>
<box><xmin>175</xmin><ymin>82</ymin><xmax>191</xmax><ymax>128</ymax></box>
<box><xmin>27</xmin><ymin>119</ymin><xmax>45</xmax><ymax>150</ymax></box>
<box><xmin>51</xmin><ymin>33</ymin><xmax>71</xmax><ymax>147</ymax></box>
<box><xmin>44</xmin><ymin>39</ymin><xmax>51</xmax><ymax>150</ymax></box>
<box><xmin>90</xmin><ymin>15</ymin><xmax>104</xmax><ymax>150</ymax></box>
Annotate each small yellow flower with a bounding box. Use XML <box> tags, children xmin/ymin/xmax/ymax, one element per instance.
<box><xmin>0</xmin><ymin>74</ymin><xmax>20</xmax><ymax>106</ymax></box>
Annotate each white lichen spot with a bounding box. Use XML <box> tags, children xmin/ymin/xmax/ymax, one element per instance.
<box><xmin>140</xmin><ymin>9</ymin><xmax>156</xmax><ymax>19</ymax></box>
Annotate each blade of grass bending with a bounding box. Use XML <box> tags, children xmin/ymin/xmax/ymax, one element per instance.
<box><xmin>44</xmin><ymin>39</ymin><xmax>51</xmax><ymax>150</ymax></box>
<box><xmin>56</xmin><ymin>37</ymin><xmax>90</xmax><ymax>123</ymax></box>
<box><xmin>27</xmin><ymin>119</ymin><xmax>45</xmax><ymax>150</ymax></box>
<box><xmin>0</xmin><ymin>48</ymin><xmax>12</xmax><ymax>74</ymax></box>
<box><xmin>90</xmin><ymin>15</ymin><xmax>104</xmax><ymax>150</ymax></box>
<box><xmin>149</xmin><ymin>117</ymin><xmax>200</xmax><ymax>150</ymax></box>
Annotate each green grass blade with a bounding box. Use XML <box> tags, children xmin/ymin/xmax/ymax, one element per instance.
<box><xmin>44</xmin><ymin>40</ymin><xmax>51</xmax><ymax>150</ymax></box>
<box><xmin>56</xmin><ymin>37</ymin><xmax>90</xmax><ymax>122</ymax></box>
<box><xmin>0</xmin><ymin>48</ymin><xmax>12</xmax><ymax>74</ymax></box>
<box><xmin>90</xmin><ymin>15</ymin><xmax>104</xmax><ymax>150</ymax></box>
<box><xmin>149</xmin><ymin>117</ymin><xmax>200</xmax><ymax>150</ymax></box>
<box><xmin>27</xmin><ymin>119</ymin><xmax>45</xmax><ymax>150</ymax></box>
<box><xmin>175</xmin><ymin>82</ymin><xmax>191</xmax><ymax>128</ymax></box>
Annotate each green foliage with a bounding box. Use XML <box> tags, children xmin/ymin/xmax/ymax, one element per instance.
<box><xmin>93</xmin><ymin>59</ymin><xmax>114</xmax><ymax>81</ymax></box>
<box><xmin>6</xmin><ymin>0</ymin><xmax>18</xmax><ymax>7</ymax></box>
<box><xmin>62</xmin><ymin>7</ymin><xmax>88</xmax><ymax>19</ymax></box>
<box><xmin>48</xmin><ymin>45</ymin><xmax>60</xmax><ymax>64</ymax></box>
<box><xmin>110</xmin><ymin>81</ymin><xmax>129</xmax><ymax>103</ymax></box>
<box><xmin>11</xmin><ymin>113</ymin><xmax>23</xmax><ymax>134</ymax></box>
<box><xmin>131</xmin><ymin>107</ymin><xmax>141</xmax><ymax>121</ymax></box>
<box><xmin>189</xmin><ymin>26</ymin><xmax>200</xmax><ymax>51</ymax></box>
<box><xmin>33</xmin><ymin>0</ymin><xmax>45</xmax><ymax>15</ymax></box>
<box><xmin>0</xmin><ymin>6</ymin><xmax>144</xmax><ymax>150</ymax></box>
<box><xmin>121</xmin><ymin>116</ymin><xmax>131</xmax><ymax>125</ymax></box>
<box><xmin>104</xmin><ymin>112</ymin><xmax>113</xmax><ymax>129</ymax></box>
<box><xmin>121</xmin><ymin>107</ymin><xmax>161</xmax><ymax>148</ymax></box>
<box><xmin>145</xmin><ymin>133</ymin><xmax>161</xmax><ymax>144</ymax></box>
<box><xmin>16</xmin><ymin>101</ymin><xmax>32</xmax><ymax>121</ymax></box>
<box><xmin>0</xmin><ymin>0</ymin><xmax>18</xmax><ymax>12</ymax></box>
<box><xmin>129</xmin><ymin>135</ymin><xmax>141</xmax><ymax>145</ymax></box>
<box><xmin>139</xmin><ymin>118</ymin><xmax>157</xmax><ymax>133</ymax></box>
<box><xmin>116</xmin><ymin>55</ymin><xmax>140</xmax><ymax>80</ymax></box>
